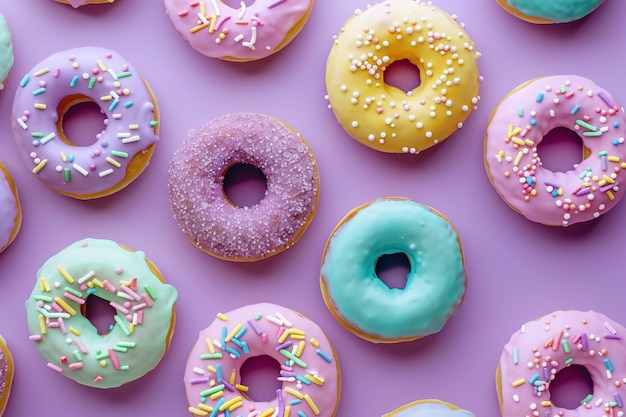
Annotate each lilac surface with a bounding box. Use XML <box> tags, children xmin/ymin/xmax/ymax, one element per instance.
<box><xmin>0</xmin><ymin>0</ymin><xmax>626</xmax><ymax>416</ymax></box>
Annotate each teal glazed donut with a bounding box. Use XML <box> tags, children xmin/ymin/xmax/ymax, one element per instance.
<box><xmin>496</xmin><ymin>0</ymin><xmax>605</xmax><ymax>23</ymax></box>
<box><xmin>320</xmin><ymin>197</ymin><xmax>466</xmax><ymax>343</ymax></box>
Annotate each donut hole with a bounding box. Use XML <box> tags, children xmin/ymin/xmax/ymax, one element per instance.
<box><xmin>375</xmin><ymin>252</ymin><xmax>410</xmax><ymax>289</ymax></box>
<box><xmin>549</xmin><ymin>365</ymin><xmax>594</xmax><ymax>409</ymax></box>
<box><xmin>384</xmin><ymin>59</ymin><xmax>421</xmax><ymax>93</ymax></box>
<box><xmin>58</xmin><ymin>96</ymin><xmax>106</xmax><ymax>147</ymax></box>
<box><xmin>223</xmin><ymin>163</ymin><xmax>268</xmax><ymax>208</ymax></box>
<box><xmin>239</xmin><ymin>355</ymin><xmax>282</xmax><ymax>402</ymax></box>
<box><xmin>222</xmin><ymin>0</ymin><xmax>256</xmax><ymax>7</ymax></box>
<box><xmin>83</xmin><ymin>295</ymin><xmax>117</xmax><ymax>335</ymax></box>
<box><xmin>537</xmin><ymin>127</ymin><xmax>586</xmax><ymax>173</ymax></box>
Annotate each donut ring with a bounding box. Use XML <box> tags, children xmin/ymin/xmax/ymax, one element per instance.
<box><xmin>25</xmin><ymin>238</ymin><xmax>178</xmax><ymax>388</ymax></box>
<box><xmin>183</xmin><ymin>303</ymin><xmax>341</xmax><ymax>417</ymax></box>
<box><xmin>0</xmin><ymin>334</ymin><xmax>14</xmax><ymax>417</ymax></box>
<box><xmin>163</xmin><ymin>0</ymin><xmax>314</xmax><ymax>62</ymax></box>
<box><xmin>497</xmin><ymin>310</ymin><xmax>626</xmax><ymax>417</ymax></box>
<box><xmin>0</xmin><ymin>13</ymin><xmax>13</xmax><ymax>91</ymax></box>
<box><xmin>320</xmin><ymin>197</ymin><xmax>466</xmax><ymax>343</ymax></box>
<box><xmin>484</xmin><ymin>75</ymin><xmax>626</xmax><ymax>227</ymax></box>
<box><xmin>496</xmin><ymin>0</ymin><xmax>605</xmax><ymax>24</ymax></box>
<box><xmin>383</xmin><ymin>399</ymin><xmax>476</xmax><ymax>417</ymax></box>
<box><xmin>0</xmin><ymin>162</ymin><xmax>22</xmax><ymax>254</ymax></box>
<box><xmin>168</xmin><ymin>113</ymin><xmax>319</xmax><ymax>262</ymax></box>
<box><xmin>12</xmin><ymin>47</ymin><xmax>160</xmax><ymax>200</ymax></box>
<box><xmin>325</xmin><ymin>0</ymin><xmax>481</xmax><ymax>154</ymax></box>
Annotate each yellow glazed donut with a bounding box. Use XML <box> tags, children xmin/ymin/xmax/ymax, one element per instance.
<box><xmin>325</xmin><ymin>0</ymin><xmax>481</xmax><ymax>154</ymax></box>
<box><xmin>53</xmin><ymin>0</ymin><xmax>115</xmax><ymax>8</ymax></box>
<box><xmin>383</xmin><ymin>399</ymin><xmax>476</xmax><ymax>417</ymax></box>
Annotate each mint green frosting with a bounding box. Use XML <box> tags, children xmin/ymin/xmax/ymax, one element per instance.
<box><xmin>321</xmin><ymin>198</ymin><xmax>466</xmax><ymax>341</ymax></box>
<box><xmin>506</xmin><ymin>0</ymin><xmax>603</xmax><ymax>22</ymax></box>
<box><xmin>25</xmin><ymin>238</ymin><xmax>178</xmax><ymax>388</ymax></box>
<box><xmin>0</xmin><ymin>13</ymin><xmax>13</xmax><ymax>89</ymax></box>
<box><xmin>389</xmin><ymin>402</ymin><xmax>476</xmax><ymax>417</ymax></box>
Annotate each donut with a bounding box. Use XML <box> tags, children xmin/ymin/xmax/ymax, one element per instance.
<box><xmin>324</xmin><ymin>0</ymin><xmax>481</xmax><ymax>154</ymax></box>
<box><xmin>163</xmin><ymin>0</ymin><xmax>314</xmax><ymax>62</ymax></box>
<box><xmin>168</xmin><ymin>112</ymin><xmax>319</xmax><ymax>262</ymax></box>
<box><xmin>0</xmin><ymin>334</ymin><xmax>14</xmax><ymax>417</ymax></box>
<box><xmin>0</xmin><ymin>162</ymin><xmax>22</xmax><ymax>254</ymax></box>
<box><xmin>383</xmin><ymin>399</ymin><xmax>476</xmax><ymax>417</ymax></box>
<box><xmin>496</xmin><ymin>0</ymin><xmax>605</xmax><ymax>24</ymax></box>
<box><xmin>183</xmin><ymin>303</ymin><xmax>341</xmax><ymax>417</ymax></box>
<box><xmin>25</xmin><ymin>238</ymin><xmax>178</xmax><ymax>388</ymax></box>
<box><xmin>484</xmin><ymin>75</ymin><xmax>626</xmax><ymax>227</ymax></box>
<box><xmin>320</xmin><ymin>197</ymin><xmax>466</xmax><ymax>343</ymax></box>
<box><xmin>54</xmin><ymin>0</ymin><xmax>115</xmax><ymax>8</ymax></box>
<box><xmin>11</xmin><ymin>47</ymin><xmax>160</xmax><ymax>200</ymax></box>
<box><xmin>497</xmin><ymin>310</ymin><xmax>626</xmax><ymax>417</ymax></box>
<box><xmin>0</xmin><ymin>13</ymin><xmax>13</xmax><ymax>91</ymax></box>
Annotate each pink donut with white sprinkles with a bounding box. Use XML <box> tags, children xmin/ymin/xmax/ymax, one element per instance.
<box><xmin>11</xmin><ymin>47</ymin><xmax>159</xmax><ymax>200</ymax></box>
<box><xmin>485</xmin><ymin>75</ymin><xmax>626</xmax><ymax>226</ymax></box>
<box><xmin>168</xmin><ymin>113</ymin><xmax>320</xmax><ymax>262</ymax></box>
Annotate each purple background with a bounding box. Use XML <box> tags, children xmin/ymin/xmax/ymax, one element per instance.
<box><xmin>1</xmin><ymin>0</ymin><xmax>625</xmax><ymax>416</ymax></box>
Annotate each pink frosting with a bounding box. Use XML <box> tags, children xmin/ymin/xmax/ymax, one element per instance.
<box><xmin>11</xmin><ymin>47</ymin><xmax>159</xmax><ymax>198</ymax></box>
<box><xmin>163</xmin><ymin>0</ymin><xmax>313</xmax><ymax>61</ymax></box>
<box><xmin>485</xmin><ymin>75</ymin><xmax>626</xmax><ymax>226</ymax></box>
<box><xmin>168</xmin><ymin>113</ymin><xmax>319</xmax><ymax>261</ymax></box>
<box><xmin>183</xmin><ymin>303</ymin><xmax>340</xmax><ymax>417</ymax></box>
<box><xmin>498</xmin><ymin>310</ymin><xmax>626</xmax><ymax>417</ymax></box>
<box><xmin>0</xmin><ymin>166</ymin><xmax>19</xmax><ymax>253</ymax></box>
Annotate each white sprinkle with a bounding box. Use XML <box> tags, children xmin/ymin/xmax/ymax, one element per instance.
<box><xmin>72</xmin><ymin>163</ymin><xmax>89</xmax><ymax>176</ymax></box>
<box><xmin>99</xmin><ymin>169</ymin><xmax>114</xmax><ymax>178</ymax></box>
<box><xmin>121</xmin><ymin>135</ymin><xmax>141</xmax><ymax>144</ymax></box>
<box><xmin>77</xmin><ymin>270</ymin><xmax>95</xmax><ymax>284</ymax></box>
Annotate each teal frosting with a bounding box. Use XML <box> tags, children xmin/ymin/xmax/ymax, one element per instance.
<box><xmin>506</xmin><ymin>0</ymin><xmax>603</xmax><ymax>22</ymax></box>
<box><xmin>390</xmin><ymin>402</ymin><xmax>475</xmax><ymax>417</ymax></box>
<box><xmin>321</xmin><ymin>198</ymin><xmax>466</xmax><ymax>340</ymax></box>
<box><xmin>0</xmin><ymin>13</ymin><xmax>13</xmax><ymax>89</ymax></box>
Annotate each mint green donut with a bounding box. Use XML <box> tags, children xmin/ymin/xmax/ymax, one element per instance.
<box><xmin>500</xmin><ymin>0</ymin><xmax>604</xmax><ymax>23</ymax></box>
<box><xmin>320</xmin><ymin>198</ymin><xmax>466</xmax><ymax>343</ymax></box>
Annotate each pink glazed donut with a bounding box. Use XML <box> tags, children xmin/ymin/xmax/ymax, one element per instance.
<box><xmin>497</xmin><ymin>310</ymin><xmax>626</xmax><ymax>417</ymax></box>
<box><xmin>183</xmin><ymin>303</ymin><xmax>341</xmax><ymax>417</ymax></box>
<box><xmin>168</xmin><ymin>113</ymin><xmax>319</xmax><ymax>262</ymax></box>
<box><xmin>11</xmin><ymin>47</ymin><xmax>160</xmax><ymax>200</ymax></box>
<box><xmin>484</xmin><ymin>75</ymin><xmax>626</xmax><ymax>226</ymax></box>
<box><xmin>163</xmin><ymin>0</ymin><xmax>314</xmax><ymax>62</ymax></box>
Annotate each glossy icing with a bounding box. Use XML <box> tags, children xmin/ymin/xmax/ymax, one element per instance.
<box><xmin>164</xmin><ymin>0</ymin><xmax>313</xmax><ymax>61</ymax></box>
<box><xmin>0</xmin><ymin>13</ymin><xmax>13</xmax><ymax>91</ymax></box>
<box><xmin>320</xmin><ymin>197</ymin><xmax>466</xmax><ymax>342</ymax></box>
<box><xmin>497</xmin><ymin>310</ymin><xmax>626</xmax><ymax>417</ymax></box>
<box><xmin>485</xmin><ymin>75</ymin><xmax>626</xmax><ymax>227</ymax></box>
<box><xmin>0</xmin><ymin>335</ymin><xmax>13</xmax><ymax>417</ymax></box>
<box><xmin>384</xmin><ymin>400</ymin><xmax>476</xmax><ymax>417</ymax></box>
<box><xmin>0</xmin><ymin>163</ymin><xmax>21</xmax><ymax>254</ymax></box>
<box><xmin>183</xmin><ymin>303</ymin><xmax>340</xmax><ymax>417</ymax></box>
<box><xmin>12</xmin><ymin>47</ymin><xmax>159</xmax><ymax>199</ymax></box>
<box><xmin>25</xmin><ymin>238</ymin><xmax>178</xmax><ymax>389</ymax></box>
<box><xmin>325</xmin><ymin>0</ymin><xmax>481</xmax><ymax>154</ymax></box>
<box><xmin>498</xmin><ymin>0</ymin><xmax>604</xmax><ymax>23</ymax></box>
<box><xmin>168</xmin><ymin>113</ymin><xmax>319</xmax><ymax>261</ymax></box>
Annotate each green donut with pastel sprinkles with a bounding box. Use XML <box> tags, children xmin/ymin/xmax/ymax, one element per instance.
<box><xmin>496</xmin><ymin>0</ymin><xmax>605</xmax><ymax>23</ymax></box>
<box><xmin>320</xmin><ymin>197</ymin><xmax>467</xmax><ymax>343</ymax></box>
<box><xmin>0</xmin><ymin>13</ymin><xmax>13</xmax><ymax>91</ymax></box>
<box><xmin>25</xmin><ymin>238</ymin><xmax>178</xmax><ymax>388</ymax></box>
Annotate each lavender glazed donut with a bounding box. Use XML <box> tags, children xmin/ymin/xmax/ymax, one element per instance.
<box><xmin>168</xmin><ymin>113</ymin><xmax>319</xmax><ymax>262</ymax></box>
<box><xmin>163</xmin><ymin>0</ymin><xmax>314</xmax><ymax>62</ymax></box>
<box><xmin>485</xmin><ymin>75</ymin><xmax>626</xmax><ymax>226</ymax></box>
<box><xmin>54</xmin><ymin>0</ymin><xmax>115</xmax><ymax>7</ymax></box>
<box><xmin>0</xmin><ymin>162</ymin><xmax>21</xmax><ymax>254</ymax></box>
<box><xmin>497</xmin><ymin>310</ymin><xmax>626</xmax><ymax>417</ymax></box>
<box><xmin>0</xmin><ymin>334</ymin><xmax>14</xmax><ymax>417</ymax></box>
<box><xmin>183</xmin><ymin>303</ymin><xmax>340</xmax><ymax>417</ymax></box>
<box><xmin>12</xmin><ymin>47</ymin><xmax>160</xmax><ymax>200</ymax></box>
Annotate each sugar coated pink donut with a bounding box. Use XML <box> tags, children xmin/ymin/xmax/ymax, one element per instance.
<box><xmin>183</xmin><ymin>303</ymin><xmax>341</xmax><ymax>417</ymax></box>
<box><xmin>497</xmin><ymin>310</ymin><xmax>626</xmax><ymax>417</ymax></box>
<box><xmin>484</xmin><ymin>75</ymin><xmax>626</xmax><ymax>226</ymax></box>
<box><xmin>168</xmin><ymin>113</ymin><xmax>319</xmax><ymax>262</ymax></box>
<box><xmin>164</xmin><ymin>0</ymin><xmax>314</xmax><ymax>62</ymax></box>
<box><xmin>11</xmin><ymin>47</ymin><xmax>160</xmax><ymax>200</ymax></box>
